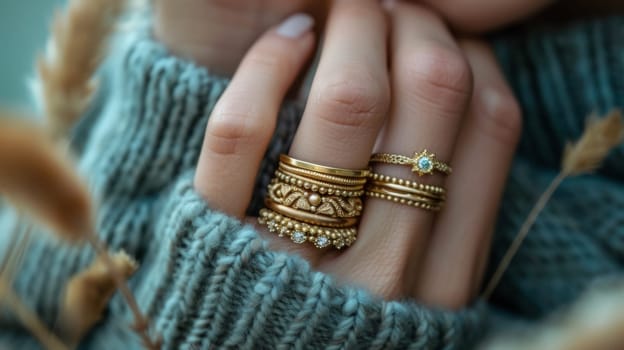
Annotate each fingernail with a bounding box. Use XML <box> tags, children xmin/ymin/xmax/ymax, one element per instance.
<box><xmin>276</xmin><ymin>13</ymin><xmax>314</xmax><ymax>39</ymax></box>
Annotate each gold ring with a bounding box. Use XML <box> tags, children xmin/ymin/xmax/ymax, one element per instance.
<box><xmin>280</xmin><ymin>154</ymin><xmax>370</xmax><ymax>178</ymax></box>
<box><xmin>268</xmin><ymin>182</ymin><xmax>363</xmax><ymax>218</ymax></box>
<box><xmin>259</xmin><ymin>154</ymin><xmax>365</xmax><ymax>250</ymax></box>
<box><xmin>370</xmin><ymin>150</ymin><xmax>452</xmax><ymax>176</ymax></box>
<box><xmin>274</xmin><ymin>170</ymin><xmax>365</xmax><ymax>196</ymax></box>
<box><xmin>365</xmin><ymin>189</ymin><xmax>442</xmax><ymax>211</ymax></box>
<box><xmin>258</xmin><ymin>209</ymin><xmax>357</xmax><ymax>249</ymax></box>
<box><xmin>364</xmin><ymin>172</ymin><xmax>446</xmax><ymax>211</ymax></box>
<box><xmin>265</xmin><ymin>201</ymin><xmax>358</xmax><ymax>227</ymax></box>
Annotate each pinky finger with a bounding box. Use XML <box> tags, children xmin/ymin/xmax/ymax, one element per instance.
<box><xmin>415</xmin><ymin>40</ymin><xmax>522</xmax><ymax>308</ymax></box>
<box><xmin>195</xmin><ymin>14</ymin><xmax>316</xmax><ymax>218</ymax></box>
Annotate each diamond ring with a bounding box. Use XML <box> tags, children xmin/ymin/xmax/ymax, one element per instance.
<box><xmin>369</xmin><ymin>150</ymin><xmax>452</xmax><ymax>176</ymax></box>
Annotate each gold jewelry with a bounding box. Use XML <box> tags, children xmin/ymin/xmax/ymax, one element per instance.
<box><xmin>368</xmin><ymin>180</ymin><xmax>444</xmax><ymax>201</ymax></box>
<box><xmin>365</xmin><ymin>172</ymin><xmax>446</xmax><ymax>211</ymax></box>
<box><xmin>370</xmin><ymin>150</ymin><xmax>452</xmax><ymax>176</ymax></box>
<box><xmin>259</xmin><ymin>154</ymin><xmax>366</xmax><ymax>250</ymax></box>
<box><xmin>365</xmin><ymin>189</ymin><xmax>442</xmax><ymax>211</ymax></box>
<box><xmin>279</xmin><ymin>163</ymin><xmax>367</xmax><ymax>186</ymax></box>
<box><xmin>259</xmin><ymin>209</ymin><xmax>357</xmax><ymax>249</ymax></box>
<box><xmin>265</xmin><ymin>201</ymin><xmax>358</xmax><ymax>227</ymax></box>
<box><xmin>368</xmin><ymin>173</ymin><xmax>445</xmax><ymax>195</ymax></box>
<box><xmin>280</xmin><ymin>154</ymin><xmax>370</xmax><ymax>178</ymax></box>
<box><xmin>267</xmin><ymin>182</ymin><xmax>363</xmax><ymax>219</ymax></box>
<box><xmin>275</xmin><ymin>170</ymin><xmax>364</xmax><ymax>195</ymax></box>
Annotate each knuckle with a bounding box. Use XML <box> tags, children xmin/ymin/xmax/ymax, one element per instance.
<box><xmin>315</xmin><ymin>69</ymin><xmax>389</xmax><ymax>130</ymax></box>
<box><xmin>206</xmin><ymin>108</ymin><xmax>267</xmax><ymax>156</ymax></box>
<box><xmin>400</xmin><ymin>45</ymin><xmax>473</xmax><ymax>114</ymax></box>
<box><xmin>475</xmin><ymin>91</ymin><xmax>523</xmax><ymax>146</ymax></box>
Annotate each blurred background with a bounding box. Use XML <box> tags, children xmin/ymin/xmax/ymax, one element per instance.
<box><xmin>0</xmin><ymin>1</ymin><xmax>64</xmax><ymax>109</ymax></box>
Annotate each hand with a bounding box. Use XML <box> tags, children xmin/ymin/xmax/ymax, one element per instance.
<box><xmin>153</xmin><ymin>0</ymin><xmax>327</xmax><ymax>76</ymax></box>
<box><xmin>153</xmin><ymin>0</ymin><xmax>551</xmax><ymax>77</ymax></box>
<box><xmin>194</xmin><ymin>0</ymin><xmax>521</xmax><ymax>308</ymax></box>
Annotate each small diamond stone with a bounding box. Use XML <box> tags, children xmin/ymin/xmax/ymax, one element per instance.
<box><xmin>315</xmin><ymin>236</ymin><xmax>331</xmax><ymax>248</ymax></box>
<box><xmin>291</xmin><ymin>231</ymin><xmax>307</xmax><ymax>244</ymax></box>
<box><xmin>418</xmin><ymin>157</ymin><xmax>432</xmax><ymax>171</ymax></box>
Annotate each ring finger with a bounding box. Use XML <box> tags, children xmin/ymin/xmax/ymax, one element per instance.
<box><xmin>327</xmin><ymin>2</ymin><xmax>473</xmax><ymax>298</ymax></box>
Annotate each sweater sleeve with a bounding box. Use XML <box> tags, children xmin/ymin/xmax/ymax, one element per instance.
<box><xmin>0</xmin><ymin>22</ymin><xmax>486</xmax><ymax>349</ymax></box>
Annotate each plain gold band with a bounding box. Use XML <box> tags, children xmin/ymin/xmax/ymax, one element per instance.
<box><xmin>366</xmin><ymin>185</ymin><xmax>442</xmax><ymax>206</ymax></box>
<box><xmin>368</xmin><ymin>180</ymin><xmax>445</xmax><ymax>201</ymax></box>
<box><xmin>280</xmin><ymin>154</ymin><xmax>370</xmax><ymax>178</ymax></box>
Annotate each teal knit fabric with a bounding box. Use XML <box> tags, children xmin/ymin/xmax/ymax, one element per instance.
<box><xmin>0</xmin><ymin>14</ymin><xmax>622</xmax><ymax>350</ymax></box>
<box><xmin>488</xmin><ymin>16</ymin><xmax>624</xmax><ymax>318</ymax></box>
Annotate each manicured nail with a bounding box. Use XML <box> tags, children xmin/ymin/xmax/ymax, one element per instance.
<box><xmin>276</xmin><ymin>13</ymin><xmax>314</xmax><ymax>39</ymax></box>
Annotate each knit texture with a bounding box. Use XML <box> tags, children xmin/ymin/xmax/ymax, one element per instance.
<box><xmin>0</xmin><ymin>13</ymin><xmax>622</xmax><ymax>350</ymax></box>
<box><xmin>0</xmin><ymin>23</ymin><xmax>484</xmax><ymax>349</ymax></box>
<box><xmin>488</xmin><ymin>16</ymin><xmax>624</xmax><ymax>318</ymax></box>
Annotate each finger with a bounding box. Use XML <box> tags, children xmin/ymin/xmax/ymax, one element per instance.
<box><xmin>288</xmin><ymin>0</ymin><xmax>390</xmax><ymax>169</ymax></box>
<box><xmin>418</xmin><ymin>0</ymin><xmax>553</xmax><ymax>32</ymax></box>
<box><xmin>195</xmin><ymin>14</ymin><xmax>316</xmax><ymax>218</ymax></box>
<box><xmin>265</xmin><ymin>0</ymin><xmax>389</xmax><ymax>264</ymax></box>
<box><xmin>415</xmin><ymin>40</ymin><xmax>522</xmax><ymax>308</ymax></box>
<box><xmin>327</xmin><ymin>2</ymin><xmax>473</xmax><ymax>299</ymax></box>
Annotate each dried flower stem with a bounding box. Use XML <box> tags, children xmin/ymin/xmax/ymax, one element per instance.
<box><xmin>37</xmin><ymin>0</ymin><xmax>126</xmax><ymax>139</ymax></box>
<box><xmin>0</xmin><ymin>278</ymin><xmax>68</xmax><ymax>350</ymax></box>
<box><xmin>483</xmin><ymin>111</ymin><xmax>624</xmax><ymax>299</ymax></box>
<box><xmin>86</xmin><ymin>233</ymin><xmax>159</xmax><ymax>349</ymax></box>
<box><xmin>483</xmin><ymin>172</ymin><xmax>566</xmax><ymax>299</ymax></box>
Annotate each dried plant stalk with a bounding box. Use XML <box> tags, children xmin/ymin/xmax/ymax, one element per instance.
<box><xmin>86</xmin><ymin>235</ymin><xmax>160</xmax><ymax>349</ymax></box>
<box><xmin>0</xmin><ymin>278</ymin><xmax>68</xmax><ymax>350</ymax></box>
<box><xmin>483</xmin><ymin>111</ymin><xmax>624</xmax><ymax>299</ymax></box>
<box><xmin>0</xmin><ymin>114</ymin><xmax>91</xmax><ymax>242</ymax></box>
<box><xmin>563</xmin><ymin>110</ymin><xmax>624</xmax><ymax>175</ymax></box>
<box><xmin>0</xmin><ymin>112</ymin><xmax>158</xmax><ymax>348</ymax></box>
<box><xmin>60</xmin><ymin>251</ymin><xmax>138</xmax><ymax>345</ymax></box>
<box><xmin>36</xmin><ymin>0</ymin><xmax>126</xmax><ymax>138</ymax></box>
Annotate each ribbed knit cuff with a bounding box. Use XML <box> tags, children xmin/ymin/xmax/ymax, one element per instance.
<box><xmin>492</xmin><ymin>16</ymin><xmax>624</xmax><ymax>178</ymax></box>
<box><xmin>79</xmin><ymin>25</ymin><xmax>303</xmax><ymax>215</ymax></box>
<box><xmin>130</xmin><ymin>172</ymin><xmax>486</xmax><ymax>350</ymax></box>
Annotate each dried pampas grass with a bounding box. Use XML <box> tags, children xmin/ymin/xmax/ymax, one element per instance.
<box><xmin>36</xmin><ymin>0</ymin><xmax>127</xmax><ymax>139</ymax></box>
<box><xmin>0</xmin><ymin>113</ymin><xmax>91</xmax><ymax>242</ymax></box>
<box><xmin>483</xmin><ymin>111</ymin><xmax>624</xmax><ymax>299</ymax></box>
<box><xmin>60</xmin><ymin>251</ymin><xmax>138</xmax><ymax>345</ymax></box>
<box><xmin>0</xmin><ymin>278</ymin><xmax>68</xmax><ymax>350</ymax></box>
<box><xmin>563</xmin><ymin>111</ymin><xmax>624</xmax><ymax>175</ymax></box>
<box><xmin>482</xmin><ymin>283</ymin><xmax>624</xmax><ymax>350</ymax></box>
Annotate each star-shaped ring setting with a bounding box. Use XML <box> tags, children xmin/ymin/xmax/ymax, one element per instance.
<box><xmin>369</xmin><ymin>150</ymin><xmax>452</xmax><ymax>177</ymax></box>
<box><xmin>411</xmin><ymin>150</ymin><xmax>436</xmax><ymax>176</ymax></box>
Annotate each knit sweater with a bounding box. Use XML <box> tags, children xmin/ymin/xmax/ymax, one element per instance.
<box><xmin>0</xmin><ymin>14</ymin><xmax>622</xmax><ymax>350</ymax></box>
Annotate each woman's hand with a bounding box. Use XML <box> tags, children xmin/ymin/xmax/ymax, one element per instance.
<box><xmin>153</xmin><ymin>0</ymin><xmax>553</xmax><ymax>78</ymax></box>
<box><xmin>194</xmin><ymin>0</ymin><xmax>521</xmax><ymax>308</ymax></box>
<box><xmin>153</xmin><ymin>0</ymin><xmax>327</xmax><ymax>76</ymax></box>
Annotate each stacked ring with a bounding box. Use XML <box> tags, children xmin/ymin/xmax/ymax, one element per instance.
<box><xmin>364</xmin><ymin>172</ymin><xmax>446</xmax><ymax>211</ymax></box>
<box><xmin>258</xmin><ymin>154</ymin><xmax>368</xmax><ymax>249</ymax></box>
<box><xmin>370</xmin><ymin>149</ymin><xmax>452</xmax><ymax>176</ymax></box>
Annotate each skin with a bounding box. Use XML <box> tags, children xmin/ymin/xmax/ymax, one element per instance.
<box><xmin>156</xmin><ymin>0</ymin><xmax>525</xmax><ymax>308</ymax></box>
<box><xmin>154</xmin><ymin>0</ymin><xmax>553</xmax><ymax>75</ymax></box>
